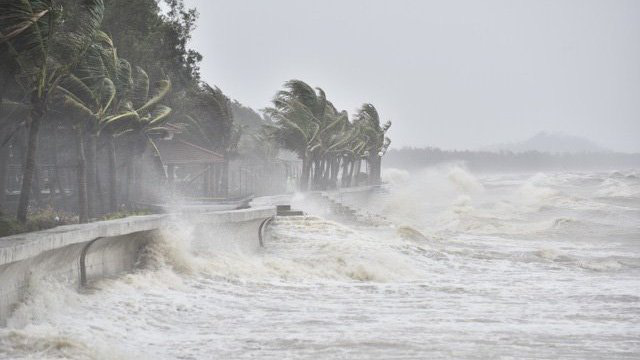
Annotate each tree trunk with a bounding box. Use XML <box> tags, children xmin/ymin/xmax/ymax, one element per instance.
<box><xmin>300</xmin><ymin>156</ymin><xmax>311</xmax><ymax>191</ymax></box>
<box><xmin>95</xmin><ymin>165</ymin><xmax>104</xmax><ymax>215</ymax></box>
<box><xmin>330</xmin><ymin>157</ymin><xmax>340</xmax><ymax>189</ymax></box>
<box><xmin>125</xmin><ymin>159</ymin><xmax>133</xmax><ymax>208</ymax></box>
<box><xmin>31</xmin><ymin>161</ymin><xmax>41</xmax><ymax>205</ymax></box>
<box><xmin>85</xmin><ymin>134</ymin><xmax>97</xmax><ymax>218</ymax></box>
<box><xmin>321</xmin><ymin>157</ymin><xmax>330</xmax><ymax>189</ymax></box>
<box><xmin>52</xmin><ymin>124</ymin><xmax>66</xmax><ymax>209</ymax></box>
<box><xmin>352</xmin><ymin>159</ymin><xmax>361</xmax><ymax>186</ymax></box>
<box><xmin>0</xmin><ymin>144</ymin><xmax>8</xmax><ymax>213</ymax></box>
<box><xmin>341</xmin><ymin>157</ymin><xmax>350</xmax><ymax>188</ymax></box>
<box><xmin>309</xmin><ymin>159</ymin><xmax>315</xmax><ymax>189</ymax></box>
<box><xmin>106</xmin><ymin>135</ymin><xmax>118</xmax><ymax>212</ymax></box>
<box><xmin>128</xmin><ymin>155</ymin><xmax>142</xmax><ymax>208</ymax></box>
<box><xmin>212</xmin><ymin>164</ymin><xmax>218</xmax><ymax>195</ymax></box>
<box><xmin>368</xmin><ymin>154</ymin><xmax>382</xmax><ymax>185</ymax></box>
<box><xmin>221</xmin><ymin>157</ymin><xmax>229</xmax><ymax>197</ymax></box>
<box><xmin>321</xmin><ymin>159</ymin><xmax>328</xmax><ymax>189</ymax></box>
<box><xmin>376</xmin><ymin>155</ymin><xmax>382</xmax><ymax>184</ymax></box>
<box><xmin>312</xmin><ymin>158</ymin><xmax>323</xmax><ymax>190</ymax></box>
<box><xmin>75</xmin><ymin>127</ymin><xmax>89</xmax><ymax>223</ymax></box>
<box><xmin>323</xmin><ymin>158</ymin><xmax>331</xmax><ymax>189</ymax></box>
<box><xmin>346</xmin><ymin>159</ymin><xmax>354</xmax><ymax>187</ymax></box>
<box><xmin>17</xmin><ymin>108</ymin><xmax>42</xmax><ymax>223</ymax></box>
<box><xmin>310</xmin><ymin>159</ymin><xmax>317</xmax><ymax>190</ymax></box>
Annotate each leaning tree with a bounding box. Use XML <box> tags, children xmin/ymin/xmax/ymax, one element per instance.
<box><xmin>52</xmin><ymin>31</ymin><xmax>119</xmax><ymax>221</ymax></box>
<box><xmin>0</xmin><ymin>0</ymin><xmax>105</xmax><ymax>222</ymax></box>
<box><xmin>183</xmin><ymin>84</ymin><xmax>242</xmax><ymax>197</ymax></box>
<box><xmin>264</xmin><ymin>80</ymin><xmax>332</xmax><ymax>191</ymax></box>
<box><xmin>354</xmin><ymin>104</ymin><xmax>391</xmax><ymax>185</ymax></box>
<box><xmin>100</xmin><ymin>66</ymin><xmax>172</xmax><ymax>206</ymax></box>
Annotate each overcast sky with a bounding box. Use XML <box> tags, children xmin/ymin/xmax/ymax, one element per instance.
<box><xmin>183</xmin><ymin>0</ymin><xmax>640</xmax><ymax>152</ymax></box>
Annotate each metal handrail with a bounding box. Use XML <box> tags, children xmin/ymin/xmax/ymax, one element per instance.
<box><xmin>258</xmin><ymin>216</ymin><xmax>274</xmax><ymax>247</ymax></box>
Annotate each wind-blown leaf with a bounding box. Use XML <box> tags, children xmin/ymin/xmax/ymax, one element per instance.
<box><xmin>61</xmin><ymin>94</ymin><xmax>94</xmax><ymax>119</ymax></box>
<box><xmin>97</xmin><ymin>77</ymin><xmax>116</xmax><ymax>114</ymax></box>
<box><xmin>147</xmin><ymin>105</ymin><xmax>172</xmax><ymax>126</ymax></box>
<box><xmin>137</xmin><ymin>79</ymin><xmax>170</xmax><ymax>114</ymax></box>
<box><xmin>58</xmin><ymin>73</ymin><xmax>97</xmax><ymax>109</ymax></box>
<box><xmin>131</xmin><ymin>66</ymin><xmax>149</xmax><ymax>109</ymax></box>
<box><xmin>101</xmin><ymin>111</ymin><xmax>138</xmax><ymax>132</ymax></box>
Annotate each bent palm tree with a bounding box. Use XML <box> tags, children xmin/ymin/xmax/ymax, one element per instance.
<box><xmin>53</xmin><ymin>39</ymin><xmax>117</xmax><ymax>221</ymax></box>
<box><xmin>264</xmin><ymin>80</ymin><xmax>331</xmax><ymax>191</ymax></box>
<box><xmin>184</xmin><ymin>84</ymin><xmax>241</xmax><ymax>197</ymax></box>
<box><xmin>84</xmin><ymin>33</ymin><xmax>134</xmax><ymax>212</ymax></box>
<box><xmin>354</xmin><ymin>104</ymin><xmax>391</xmax><ymax>185</ymax></box>
<box><xmin>100</xmin><ymin>66</ymin><xmax>172</xmax><ymax>206</ymax></box>
<box><xmin>0</xmin><ymin>0</ymin><xmax>105</xmax><ymax>222</ymax></box>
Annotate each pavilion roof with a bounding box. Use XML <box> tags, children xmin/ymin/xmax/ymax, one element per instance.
<box><xmin>154</xmin><ymin>139</ymin><xmax>224</xmax><ymax>165</ymax></box>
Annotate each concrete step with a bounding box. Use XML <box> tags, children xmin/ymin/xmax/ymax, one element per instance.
<box><xmin>277</xmin><ymin>210</ymin><xmax>305</xmax><ymax>216</ymax></box>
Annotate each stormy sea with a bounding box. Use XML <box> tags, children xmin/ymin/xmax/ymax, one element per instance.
<box><xmin>2</xmin><ymin>167</ymin><xmax>639</xmax><ymax>359</ymax></box>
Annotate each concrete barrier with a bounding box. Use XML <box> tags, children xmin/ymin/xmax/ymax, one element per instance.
<box><xmin>325</xmin><ymin>185</ymin><xmax>385</xmax><ymax>208</ymax></box>
<box><xmin>0</xmin><ymin>206</ymin><xmax>275</xmax><ymax>325</ymax></box>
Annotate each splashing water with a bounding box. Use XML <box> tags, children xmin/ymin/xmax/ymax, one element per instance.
<box><xmin>1</xmin><ymin>168</ymin><xmax>639</xmax><ymax>359</ymax></box>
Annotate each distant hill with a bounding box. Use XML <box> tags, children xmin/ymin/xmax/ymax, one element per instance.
<box><xmin>484</xmin><ymin>132</ymin><xmax>610</xmax><ymax>154</ymax></box>
<box><xmin>383</xmin><ymin>147</ymin><xmax>640</xmax><ymax>172</ymax></box>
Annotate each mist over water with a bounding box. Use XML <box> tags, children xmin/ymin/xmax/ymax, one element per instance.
<box><xmin>1</xmin><ymin>167</ymin><xmax>639</xmax><ymax>359</ymax></box>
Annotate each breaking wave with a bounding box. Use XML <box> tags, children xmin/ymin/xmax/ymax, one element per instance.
<box><xmin>2</xmin><ymin>167</ymin><xmax>639</xmax><ymax>359</ymax></box>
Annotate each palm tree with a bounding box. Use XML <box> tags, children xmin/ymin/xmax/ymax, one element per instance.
<box><xmin>312</xmin><ymin>104</ymin><xmax>350</xmax><ymax>189</ymax></box>
<box><xmin>101</xmin><ymin>57</ymin><xmax>133</xmax><ymax>212</ymax></box>
<box><xmin>0</xmin><ymin>0</ymin><xmax>105</xmax><ymax>223</ymax></box>
<box><xmin>88</xmin><ymin>33</ymin><xmax>134</xmax><ymax>212</ymax></box>
<box><xmin>184</xmin><ymin>84</ymin><xmax>242</xmax><ymax>197</ymax></box>
<box><xmin>354</xmin><ymin>104</ymin><xmax>391</xmax><ymax>185</ymax></box>
<box><xmin>53</xmin><ymin>34</ymin><xmax>117</xmax><ymax>221</ymax></box>
<box><xmin>264</xmin><ymin>80</ymin><xmax>332</xmax><ymax>191</ymax></box>
<box><xmin>73</xmin><ymin>30</ymin><xmax>132</xmax><ymax>214</ymax></box>
<box><xmin>100</xmin><ymin>66</ymin><xmax>172</xmax><ymax>206</ymax></box>
<box><xmin>0</xmin><ymin>100</ymin><xmax>30</xmax><ymax>211</ymax></box>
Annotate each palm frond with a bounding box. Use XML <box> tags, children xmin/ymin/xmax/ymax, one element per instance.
<box><xmin>131</xmin><ymin>66</ymin><xmax>149</xmax><ymax>109</ymax></box>
<box><xmin>136</xmin><ymin>79</ymin><xmax>170</xmax><ymax>114</ymax></box>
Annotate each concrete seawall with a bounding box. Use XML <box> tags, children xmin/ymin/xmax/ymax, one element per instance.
<box><xmin>0</xmin><ymin>207</ymin><xmax>275</xmax><ymax>325</ymax></box>
<box><xmin>326</xmin><ymin>185</ymin><xmax>384</xmax><ymax>207</ymax></box>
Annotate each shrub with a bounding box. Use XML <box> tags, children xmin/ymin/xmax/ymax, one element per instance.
<box><xmin>0</xmin><ymin>208</ymin><xmax>77</xmax><ymax>237</ymax></box>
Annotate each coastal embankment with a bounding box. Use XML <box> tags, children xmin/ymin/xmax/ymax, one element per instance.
<box><xmin>0</xmin><ymin>206</ymin><xmax>276</xmax><ymax>324</ymax></box>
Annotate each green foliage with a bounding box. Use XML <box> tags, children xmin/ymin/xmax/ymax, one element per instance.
<box><xmin>101</xmin><ymin>0</ymin><xmax>201</xmax><ymax>89</ymax></box>
<box><xmin>1</xmin><ymin>0</ymin><xmax>392</xmax><ymax>224</ymax></box>
<box><xmin>0</xmin><ymin>207</ymin><xmax>155</xmax><ymax>237</ymax></box>
<box><xmin>100</xmin><ymin>67</ymin><xmax>173</xmax><ymax>142</ymax></box>
<box><xmin>264</xmin><ymin>79</ymin><xmax>328</xmax><ymax>158</ymax></box>
<box><xmin>265</xmin><ymin>79</ymin><xmax>392</xmax><ymax>189</ymax></box>
<box><xmin>232</xmin><ymin>100</ymin><xmax>265</xmax><ymax>131</ymax></box>
<box><xmin>99</xmin><ymin>209</ymin><xmax>152</xmax><ymax>220</ymax></box>
<box><xmin>0</xmin><ymin>0</ymin><xmax>105</xmax><ymax>99</ymax></box>
<box><xmin>355</xmin><ymin>103</ymin><xmax>392</xmax><ymax>156</ymax></box>
<box><xmin>0</xmin><ymin>207</ymin><xmax>77</xmax><ymax>237</ymax></box>
<box><xmin>180</xmin><ymin>84</ymin><xmax>242</xmax><ymax>156</ymax></box>
<box><xmin>265</xmin><ymin>79</ymin><xmax>372</xmax><ymax>160</ymax></box>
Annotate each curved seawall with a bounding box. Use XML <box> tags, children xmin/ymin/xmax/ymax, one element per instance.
<box><xmin>0</xmin><ymin>207</ymin><xmax>275</xmax><ymax>324</ymax></box>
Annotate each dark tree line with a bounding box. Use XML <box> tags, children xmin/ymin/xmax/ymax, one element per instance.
<box><xmin>0</xmin><ymin>1</ymin><xmax>391</xmax><ymax>230</ymax></box>
<box><xmin>0</xmin><ymin>0</ymin><xmax>256</xmax><ymax>225</ymax></box>
<box><xmin>264</xmin><ymin>80</ymin><xmax>391</xmax><ymax>191</ymax></box>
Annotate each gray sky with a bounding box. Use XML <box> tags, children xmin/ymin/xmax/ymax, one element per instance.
<box><xmin>183</xmin><ymin>0</ymin><xmax>640</xmax><ymax>152</ymax></box>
